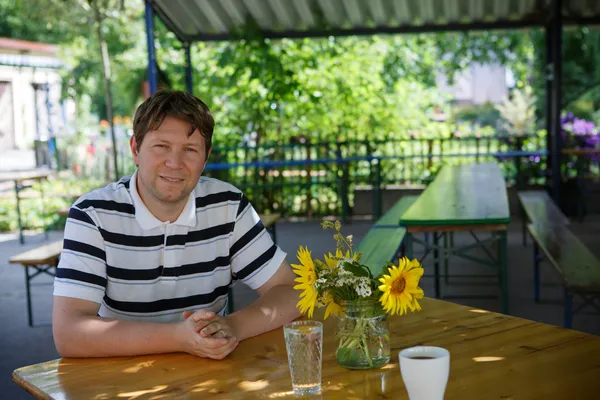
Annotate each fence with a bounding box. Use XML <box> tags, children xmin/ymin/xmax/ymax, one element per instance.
<box><xmin>65</xmin><ymin>132</ymin><xmax>600</xmax><ymax>218</ymax></box>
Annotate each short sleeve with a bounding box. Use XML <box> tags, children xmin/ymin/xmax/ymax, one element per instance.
<box><xmin>229</xmin><ymin>195</ymin><xmax>286</xmax><ymax>290</ymax></box>
<box><xmin>53</xmin><ymin>207</ymin><xmax>108</xmax><ymax>304</ymax></box>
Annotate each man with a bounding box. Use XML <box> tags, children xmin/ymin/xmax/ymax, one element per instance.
<box><xmin>53</xmin><ymin>90</ymin><xmax>301</xmax><ymax>360</ymax></box>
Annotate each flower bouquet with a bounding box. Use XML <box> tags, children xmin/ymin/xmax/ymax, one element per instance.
<box><xmin>291</xmin><ymin>221</ymin><xmax>425</xmax><ymax>369</ymax></box>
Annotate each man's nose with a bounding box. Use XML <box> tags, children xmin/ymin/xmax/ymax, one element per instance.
<box><xmin>164</xmin><ymin>150</ymin><xmax>184</xmax><ymax>169</ymax></box>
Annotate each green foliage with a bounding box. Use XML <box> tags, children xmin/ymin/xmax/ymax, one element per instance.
<box><xmin>453</xmin><ymin>103</ymin><xmax>501</xmax><ymax>127</ymax></box>
<box><xmin>0</xmin><ymin>177</ymin><xmax>104</xmax><ymax>232</ymax></box>
<box><xmin>495</xmin><ymin>86</ymin><xmax>537</xmax><ymax>136</ymax></box>
<box><xmin>531</xmin><ymin>27</ymin><xmax>600</xmax><ymax>118</ymax></box>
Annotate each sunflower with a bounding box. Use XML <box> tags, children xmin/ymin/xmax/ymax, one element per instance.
<box><xmin>323</xmin><ymin>249</ymin><xmax>360</xmax><ymax>269</ymax></box>
<box><xmin>378</xmin><ymin>257</ymin><xmax>424</xmax><ymax>316</ymax></box>
<box><xmin>291</xmin><ymin>246</ymin><xmax>318</xmax><ymax>317</ymax></box>
<box><xmin>323</xmin><ymin>292</ymin><xmax>345</xmax><ymax>319</ymax></box>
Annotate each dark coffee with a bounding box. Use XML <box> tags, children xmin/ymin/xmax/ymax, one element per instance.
<box><xmin>409</xmin><ymin>356</ymin><xmax>435</xmax><ymax>360</ymax></box>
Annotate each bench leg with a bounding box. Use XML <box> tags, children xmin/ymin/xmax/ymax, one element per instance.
<box><xmin>498</xmin><ymin>231</ymin><xmax>509</xmax><ymax>315</ymax></box>
<box><xmin>24</xmin><ymin>266</ymin><xmax>33</xmax><ymax>327</ymax></box>
<box><xmin>533</xmin><ymin>242</ymin><xmax>541</xmax><ymax>303</ymax></box>
<box><xmin>15</xmin><ymin>180</ymin><xmax>25</xmax><ymax>245</ymax></box>
<box><xmin>564</xmin><ymin>288</ymin><xmax>573</xmax><ymax>329</ymax></box>
<box><xmin>433</xmin><ymin>233</ymin><xmax>440</xmax><ymax>299</ymax></box>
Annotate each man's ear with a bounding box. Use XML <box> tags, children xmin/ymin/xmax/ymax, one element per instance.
<box><xmin>130</xmin><ymin>136</ymin><xmax>139</xmax><ymax>166</ymax></box>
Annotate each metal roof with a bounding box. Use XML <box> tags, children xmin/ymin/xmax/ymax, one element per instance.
<box><xmin>150</xmin><ymin>0</ymin><xmax>600</xmax><ymax>42</ymax></box>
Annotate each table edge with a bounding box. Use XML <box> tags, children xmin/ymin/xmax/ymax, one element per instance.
<box><xmin>13</xmin><ymin>369</ymin><xmax>51</xmax><ymax>400</ymax></box>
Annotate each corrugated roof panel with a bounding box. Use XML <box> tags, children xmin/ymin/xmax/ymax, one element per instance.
<box><xmin>267</xmin><ymin>0</ymin><xmax>298</xmax><ymax>30</ymax></box>
<box><xmin>150</xmin><ymin>0</ymin><xmax>600</xmax><ymax>42</ymax></box>
<box><xmin>293</xmin><ymin>0</ymin><xmax>317</xmax><ymax>28</ymax></box>
<box><xmin>197</xmin><ymin>0</ymin><xmax>230</xmax><ymax>33</ymax></box>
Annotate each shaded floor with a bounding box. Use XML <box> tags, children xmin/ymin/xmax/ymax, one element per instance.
<box><xmin>1</xmin><ymin>215</ymin><xmax>599</xmax><ymax>399</ymax></box>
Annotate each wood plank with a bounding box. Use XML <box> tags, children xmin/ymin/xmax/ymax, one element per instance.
<box><xmin>13</xmin><ymin>298</ymin><xmax>600</xmax><ymax>399</ymax></box>
<box><xmin>0</xmin><ymin>168</ymin><xmax>53</xmax><ymax>182</ymax></box>
<box><xmin>518</xmin><ymin>190</ymin><xmax>569</xmax><ymax>226</ymax></box>
<box><xmin>8</xmin><ymin>240</ymin><xmax>63</xmax><ymax>266</ymax></box>
<box><xmin>562</xmin><ymin>148</ymin><xmax>600</xmax><ymax>156</ymax></box>
<box><xmin>400</xmin><ymin>163</ymin><xmax>511</xmax><ymax>227</ymax></box>
<box><xmin>258</xmin><ymin>213</ymin><xmax>280</xmax><ymax>229</ymax></box>
<box><xmin>527</xmin><ymin>223</ymin><xmax>600</xmax><ymax>292</ymax></box>
<box><xmin>375</xmin><ymin>195</ymin><xmax>419</xmax><ymax>227</ymax></box>
<box><xmin>407</xmin><ymin>224</ymin><xmax>507</xmax><ymax>233</ymax></box>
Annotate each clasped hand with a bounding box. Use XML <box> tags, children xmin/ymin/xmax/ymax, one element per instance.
<box><xmin>176</xmin><ymin>310</ymin><xmax>238</xmax><ymax>360</ymax></box>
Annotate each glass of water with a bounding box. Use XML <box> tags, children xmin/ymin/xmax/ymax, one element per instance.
<box><xmin>283</xmin><ymin>320</ymin><xmax>323</xmax><ymax>396</ymax></box>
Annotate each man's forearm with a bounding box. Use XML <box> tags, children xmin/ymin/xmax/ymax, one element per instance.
<box><xmin>227</xmin><ymin>284</ymin><xmax>302</xmax><ymax>341</ymax></box>
<box><xmin>54</xmin><ymin>317</ymin><xmax>180</xmax><ymax>358</ymax></box>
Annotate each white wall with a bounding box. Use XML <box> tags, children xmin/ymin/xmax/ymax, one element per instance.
<box><xmin>436</xmin><ymin>63</ymin><xmax>508</xmax><ymax>105</ymax></box>
<box><xmin>0</xmin><ymin>63</ymin><xmax>64</xmax><ymax>151</ymax></box>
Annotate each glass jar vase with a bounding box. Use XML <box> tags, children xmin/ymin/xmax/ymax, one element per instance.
<box><xmin>335</xmin><ymin>299</ymin><xmax>390</xmax><ymax>369</ymax></box>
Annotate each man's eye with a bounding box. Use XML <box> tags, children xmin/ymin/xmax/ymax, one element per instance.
<box><xmin>185</xmin><ymin>148</ymin><xmax>197</xmax><ymax>152</ymax></box>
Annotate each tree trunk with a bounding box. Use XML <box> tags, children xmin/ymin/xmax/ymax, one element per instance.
<box><xmin>92</xmin><ymin>2</ymin><xmax>119</xmax><ymax>181</ymax></box>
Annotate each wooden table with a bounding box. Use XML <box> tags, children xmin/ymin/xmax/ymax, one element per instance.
<box><xmin>0</xmin><ymin>168</ymin><xmax>53</xmax><ymax>244</ymax></box>
<box><xmin>400</xmin><ymin>163</ymin><xmax>511</xmax><ymax>313</ymax></box>
<box><xmin>13</xmin><ymin>297</ymin><xmax>600</xmax><ymax>399</ymax></box>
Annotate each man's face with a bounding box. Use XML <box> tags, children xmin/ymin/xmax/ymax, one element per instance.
<box><xmin>131</xmin><ymin>116</ymin><xmax>210</xmax><ymax>210</ymax></box>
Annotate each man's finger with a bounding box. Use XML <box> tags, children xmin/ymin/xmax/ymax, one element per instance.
<box><xmin>202</xmin><ymin>339</ymin><xmax>238</xmax><ymax>359</ymax></box>
<box><xmin>200</xmin><ymin>322</ymin><xmax>221</xmax><ymax>337</ymax></box>
<box><xmin>190</xmin><ymin>309</ymin><xmax>215</xmax><ymax>322</ymax></box>
<box><xmin>182</xmin><ymin>311</ymin><xmax>193</xmax><ymax>320</ymax></box>
<box><xmin>197</xmin><ymin>336</ymin><xmax>230</xmax><ymax>349</ymax></box>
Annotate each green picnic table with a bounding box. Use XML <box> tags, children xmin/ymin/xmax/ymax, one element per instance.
<box><xmin>400</xmin><ymin>162</ymin><xmax>512</xmax><ymax>314</ymax></box>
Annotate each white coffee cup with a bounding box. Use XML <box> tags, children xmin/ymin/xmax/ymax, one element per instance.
<box><xmin>399</xmin><ymin>346</ymin><xmax>450</xmax><ymax>400</ymax></box>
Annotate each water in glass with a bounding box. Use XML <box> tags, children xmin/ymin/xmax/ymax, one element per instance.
<box><xmin>283</xmin><ymin>321</ymin><xmax>323</xmax><ymax>396</ymax></box>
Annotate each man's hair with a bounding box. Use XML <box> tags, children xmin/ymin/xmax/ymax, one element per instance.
<box><xmin>133</xmin><ymin>90</ymin><xmax>214</xmax><ymax>155</ymax></box>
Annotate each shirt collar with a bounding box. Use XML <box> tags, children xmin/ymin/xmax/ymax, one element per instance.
<box><xmin>129</xmin><ymin>170</ymin><xmax>197</xmax><ymax>230</ymax></box>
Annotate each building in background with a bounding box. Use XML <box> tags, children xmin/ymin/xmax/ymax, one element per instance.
<box><xmin>436</xmin><ymin>63</ymin><xmax>509</xmax><ymax>105</ymax></box>
<box><xmin>0</xmin><ymin>38</ymin><xmax>73</xmax><ymax>169</ymax></box>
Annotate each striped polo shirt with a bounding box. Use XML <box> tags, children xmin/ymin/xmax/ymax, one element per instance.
<box><xmin>53</xmin><ymin>172</ymin><xmax>286</xmax><ymax>323</ymax></box>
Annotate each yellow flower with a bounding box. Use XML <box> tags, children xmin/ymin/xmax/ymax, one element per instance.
<box><xmin>323</xmin><ymin>249</ymin><xmax>359</xmax><ymax>269</ymax></box>
<box><xmin>323</xmin><ymin>292</ymin><xmax>344</xmax><ymax>319</ymax></box>
<box><xmin>378</xmin><ymin>257</ymin><xmax>424</xmax><ymax>316</ymax></box>
<box><xmin>291</xmin><ymin>246</ymin><xmax>318</xmax><ymax>317</ymax></box>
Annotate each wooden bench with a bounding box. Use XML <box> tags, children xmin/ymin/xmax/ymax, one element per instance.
<box><xmin>347</xmin><ymin>196</ymin><xmax>419</xmax><ymax>276</ymax></box>
<box><xmin>9</xmin><ymin>240</ymin><xmax>63</xmax><ymax>326</ymax></box>
<box><xmin>374</xmin><ymin>195</ymin><xmax>419</xmax><ymax>228</ymax></box>
<box><xmin>527</xmin><ymin>222</ymin><xmax>600</xmax><ymax>328</ymax></box>
<box><xmin>355</xmin><ymin>227</ymin><xmax>407</xmax><ymax>277</ymax></box>
<box><xmin>518</xmin><ymin>190</ymin><xmax>569</xmax><ymax>247</ymax></box>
